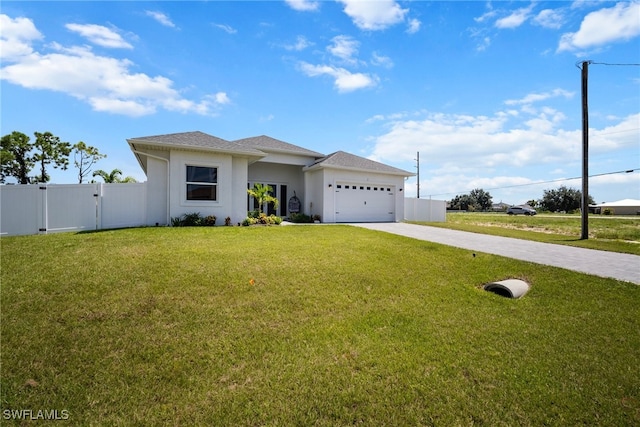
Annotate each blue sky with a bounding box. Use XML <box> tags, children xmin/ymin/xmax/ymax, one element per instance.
<box><xmin>1</xmin><ymin>0</ymin><xmax>638</xmax><ymax>204</ymax></box>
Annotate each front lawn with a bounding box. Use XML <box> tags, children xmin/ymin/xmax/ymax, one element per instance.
<box><xmin>1</xmin><ymin>226</ymin><xmax>639</xmax><ymax>425</ymax></box>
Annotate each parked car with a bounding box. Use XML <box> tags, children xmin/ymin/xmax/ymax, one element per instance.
<box><xmin>507</xmin><ymin>206</ymin><xmax>537</xmax><ymax>215</ymax></box>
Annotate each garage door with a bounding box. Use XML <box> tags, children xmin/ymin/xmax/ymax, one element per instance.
<box><xmin>335</xmin><ymin>183</ymin><xmax>395</xmax><ymax>222</ymax></box>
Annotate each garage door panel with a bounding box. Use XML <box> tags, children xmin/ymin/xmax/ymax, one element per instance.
<box><xmin>335</xmin><ymin>182</ymin><xmax>395</xmax><ymax>222</ymax></box>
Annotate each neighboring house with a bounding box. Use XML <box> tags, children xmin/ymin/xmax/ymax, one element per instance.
<box><xmin>491</xmin><ymin>202</ymin><xmax>510</xmax><ymax>212</ymax></box>
<box><xmin>127</xmin><ymin>131</ymin><xmax>414</xmax><ymax>225</ymax></box>
<box><xmin>590</xmin><ymin>199</ymin><xmax>640</xmax><ymax>215</ymax></box>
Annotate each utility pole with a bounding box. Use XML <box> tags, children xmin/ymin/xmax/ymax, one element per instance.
<box><xmin>580</xmin><ymin>60</ymin><xmax>591</xmax><ymax>240</ymax></box>
<box><xmin>415</xmin><ymin>151</ymin><xmax>420</xmax><ymax>198</ymax></box>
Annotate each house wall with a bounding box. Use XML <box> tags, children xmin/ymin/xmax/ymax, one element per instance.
<box><xmin>145</xmin><ymin>152</ymin><xmax>169</xmax><ymax>225</ymax></box>
<box><xmin>169</xmin><ymin>150</ymin><xmax>235</xmax><ymax>225</ymax></box>
<box><xmin>249</xmin><ymin>162</ymin><xmax>306</xmax><ymax>216</ymax></box>
<box><xmin>594</xmin><ymin>205</ymin><xmax>640</xmax><ymax>215</ymax></box>
<box><xmin>231</xmin><ymin>157</ymin><xmax>249</xmax><ymax>224</ymax></box>
<box><xmin>257</xmin><ymin>152</ymin><xmax>316</xmax><ymax>166</ymax></box>
<box><xmin>304</xmin><ymin>168</ymin><xmax>325</xmax><ymax>219</ymax></box>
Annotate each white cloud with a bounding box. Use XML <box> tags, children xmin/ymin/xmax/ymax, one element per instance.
<box><xmin>327</xmin><ymin>35</ymin><xmax>359</xmax><ymax>63</ymax></box>
<box><xmin>558</xmin><ymin>1</ymin><xmax>640</xmax><ymax>52</ymax></box>
<box><xmin>0</xmin><ymin>14</ymin><xmax>43</xmax><ymax>61</ymax></box>
<box><xmin>213</xmin><ymin>92</ymin><xmax>231</xmax><ymax>105</ymax></box>
<box><xmin>285</xmin><ymin>0</ymin><xmax>320</xmax><ymax>12</ymax></box>
<box><xmin>371</xmin><ymin>52</ymin><xmax>393</xmax><ymax>68</ymax></box>
<box><xmin>298</xmin><ymin>62</ymin><xmax>378</xmax><ymax>92</ymax></box>
<box><xmin>589</xmin><ymin>113</ymin><xmax>640</xmax><ymax>152</ymax></box>
<box><xmin>495</xmin><ymin>4</ymin><xmax>535</xmax><ymax>29</ymax></box>
<box><xmin>505</xmin><ymin>89</ymin><xmax>574</xmax><ymax>105</ymax></box>
<box><xmin>367</xmin><ymin>104</ymin><xmax>636</xmax><ymax>201</ymax></box>
<box><xmin>145</xmin><ymin>11</ymin><xmax>176</xmax><ymax>28</ymax></box>
<box><xmin>65</xmin><ymin>23</ymin><xmax>133</xmax><ymax>49</ymax></box>
<box><xmin>533</xmin><ymin>9</ymin><xmax>565</xmax><ymax>29</ymax></box>
<box><xmin>338</xmin><ymin>0</ymin><xmax>408</xmax><ymax>31</ymax></box>
<box><xmin>407</xmin><ymin>18</ymin><xmax>421</xmax><ymax>34</ymax></box>
<box><xmin>284</xmin><ymin>35</ymin><xmax>313</xmax><ymax>51</ymax></box>
<box><xmin>89</xmin><ymin>98</ymin><xmax>155</xmax><ymax>116</ymax></box>
<box><xmin>368</xmin><ymin>104</ymin><xmax>583</xmax><ymax>172</ymax></box>
<box><xmin>0</xmin><ymin>17</ymin><xmax>229</xmax><ymax>117</ymax></box>
<box><xmin>476</xmin><ymin>36</ymin><xmax>491</xmax><ymax>52</ymax></box>
<box><xmin>474</xmin><ymin>9</ymin><xmax>497</xmax><ymax>24</ymax></box>
<box><xmin>214</xmin><ymin>24</ymin><xmax>237</xmax><ymax>34</ymax></box>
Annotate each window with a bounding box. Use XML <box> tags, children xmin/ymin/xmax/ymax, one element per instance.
<box><xmin>186</xmin><ymin>165</ymin><xmax>217</xmax><ymax>201</ymax></box>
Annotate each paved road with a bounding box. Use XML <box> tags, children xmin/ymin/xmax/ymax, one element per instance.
<box><xmin>352</xmin><ymin>222</ymin><xmax>640</xmax><ymax>284</ymax></box>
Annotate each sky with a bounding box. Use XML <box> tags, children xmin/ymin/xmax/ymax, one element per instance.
<box><xmin>1</xmin><ymin>0</ymin><xmax>639</xmax><ymax>205</ymax></box>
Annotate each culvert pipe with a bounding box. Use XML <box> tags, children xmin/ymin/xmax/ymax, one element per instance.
<box><xmin>484</xmin><ymin>279</ymin><xmax>530</xmax><ymax>299</ymax></box>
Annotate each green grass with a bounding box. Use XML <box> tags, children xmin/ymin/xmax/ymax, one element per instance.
<box><xmin>2</xmin><ymin>226</ymin><xmax>639</xmax><ymax>425</ymax></box>
<box><xmin>412</xmin><ymin>212</ymin><xmax>640</xmax><ymax>255</ymax></box>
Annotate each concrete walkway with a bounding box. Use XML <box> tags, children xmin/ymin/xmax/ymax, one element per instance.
<box><xmin>352</xmin><ymin>222</ymin><xmax>640</xmax><ymax>284</ymax></box>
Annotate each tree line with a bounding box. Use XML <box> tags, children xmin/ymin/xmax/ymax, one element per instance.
<box><xmin>1</xmin><ymin>131</ymin><xmax>136</xmax><ymax>184</ymax></box>
<box><xmin>448</xmin><ymin>186</ymin><xmax>594</xmax><ymax>213</ymax></box>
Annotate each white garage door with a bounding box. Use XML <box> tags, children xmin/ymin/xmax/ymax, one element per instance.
<box><xmin>335</xmin><ymin>183</ymin><xmax>395</xmax><ymax>222</ymax></box>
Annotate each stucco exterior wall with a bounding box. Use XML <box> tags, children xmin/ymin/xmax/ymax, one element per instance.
<box><xmin>145</xmin><ymin>153</ymin><xmax>169</xmax><ymax>225</ymax></box>
<box><xmin>249</xmin><ymin>162</ymin><xmax>307</xmax><ymax>216</ymax></box>
<box><xmin>169</xmin><ymin>150</ymin><xmax>234</xmax><ymax>225</ymax></box>
<box><xmin>231</xmin><ymin>157</ymin><xmax>249</xmax><ymax>224</ymax></box>
<box><xmin>248</xmin><ymin>163</ymin><xmax>305</xmax><ymax>194</ymax></box>
<box><xmin>304</xmin><ymin>169</ymin><xmax>325</xmax><ymax>219</ymax></box>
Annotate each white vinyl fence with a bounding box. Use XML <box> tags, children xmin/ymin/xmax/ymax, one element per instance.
<box><xmin>404</xmin><ymin>198</ymin><xmax>446</xmax><ymax>222</ymax></box>
<box><xmin>1</xmin><ymin>183</ymin><xmax>147</xmax><ymax>236</ymax></box>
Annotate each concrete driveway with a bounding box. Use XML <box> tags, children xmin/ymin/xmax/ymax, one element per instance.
<box><xmin>352</xmin><ymin>222</ymin><xmax>640</xmax><ymax>284</ymax></box>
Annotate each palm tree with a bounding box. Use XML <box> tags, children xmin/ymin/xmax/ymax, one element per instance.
<box><xmin>92</xmin><ymin>168</ymin><xmax>137</xmax><ymax>183</ymax></box>
<box><xmin>247</xmin><ymin>183</ymin><xmax>278</xmax><ymax>214</ymax></box>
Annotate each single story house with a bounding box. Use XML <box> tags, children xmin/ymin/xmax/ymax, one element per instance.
<box><xmin>127</xmin><ymin>131</ymin><xmax>414</xmax><ymax>225</ymax></box>
<box><xmin>590</xmin><ymin>199</ymin><xmax>640</xmax><ymax>215</ymax></box>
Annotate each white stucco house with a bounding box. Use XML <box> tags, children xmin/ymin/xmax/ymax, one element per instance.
<box><xmin>590</xmin><ymin>199</ymin><xmax>640</xmax><ymax>215</ymax></box>
<box><xmin>127</xmin><ymin>131</ymin><xmax>414</xmax><ymax>225</ymax></box>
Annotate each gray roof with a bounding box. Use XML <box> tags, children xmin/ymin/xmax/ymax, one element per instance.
<box><xmin>233</xmin><ymin>135</ymin><xmax>325</xmax><ymax>158</ymax></box>
<box><xmin>127</xmin><ymin>131</ymin><xmax>264</xmax><ymax>156</ymax></box>
<box><xmin>307</xmin><ymin>151</ymin><xmax>414</xmax><ymax>176</ymax></box>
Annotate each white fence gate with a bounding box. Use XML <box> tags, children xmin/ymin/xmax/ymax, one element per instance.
<box><xmin>404</xmin><ymin>198</ymin><xmax>446</xmax><ymax>222</ymax></box>
<box><xmin>1</xmin><ymin>183</ymin><xmax>147</xmax><ymax>236</ymax></box>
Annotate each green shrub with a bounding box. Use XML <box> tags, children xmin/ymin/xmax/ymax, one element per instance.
<box><xmin>241</xmin><ymin>213</ymin><xmax>282</xmax><ymax>226</ymax></box>
<box><xmin>289</xmin><ymin>213</ymin><xmax>312</xmax><ymax>223</ymax></box>
<box><xmin>171</xmin><ymin>212</ymin><xmax>216</xmax><ymax>227</ymax></box>
<box><xmin>603</xmin><ymin>208</ymin><xmax>614</xmax><ymax>216</ymax></box>
<box><xmin>181</xmin><ymin>212</ymin><xmax>203</xmax><ymax>226</ymax></box>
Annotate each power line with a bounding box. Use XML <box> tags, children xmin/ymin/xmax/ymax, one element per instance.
<box><xmin>576</xmin><ymin>61</ymin><xmax>640</xmax><ymax>69</ymax></box>
<box><xmin>425</xmin><ymin>168</ymin><xmax>639</xmax><ymax>198</ymax></box>
<box><xmin>591</xmin><ymin>62</ymin><xmax>640</xmax><ymax>67</ymax></box>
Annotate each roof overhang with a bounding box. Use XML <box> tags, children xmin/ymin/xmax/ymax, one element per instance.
<box><xmin>303</xmin><ymin>162</ymin><xmax>416</xmax><ymax>177</ymax></box>
<box><xmin>127</xmin><ymin>139</ymin><xmax>267</xmax><ymax>174</ymax></box>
